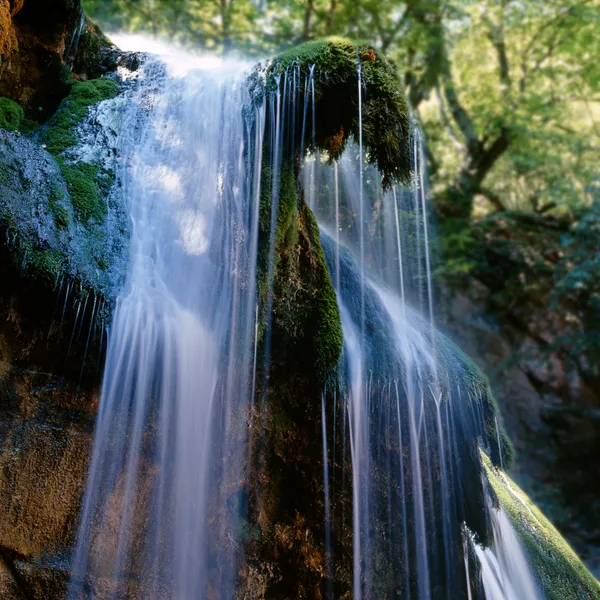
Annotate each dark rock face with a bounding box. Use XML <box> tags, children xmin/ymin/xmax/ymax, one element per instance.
<box><xmin>0</xmin><ymin>0</ymin><xmax>118</xmax><ymax>119</ymax></box>
<box><xmin>0</xmin><ymin>234</ymin><xmax>101</xmax><ymax>597</ymax></box>
<box><xmin>0</xmin><ymin>368</ymin><xmax>97</xmax><ymax>599</ymax></box>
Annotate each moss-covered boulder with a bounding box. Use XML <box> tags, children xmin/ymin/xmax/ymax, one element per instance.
<box><xmin>72</xmin><ymin>18</ymin><xmax>121</xmax><ymax>80</ymax></box>
<box><xmin>243</xmin><ymin>37</ymin><xmax>415</xmax><ymax>598</ymax></box>
<box><xmin>258</xmin><ymin>164</ymin><xmax>343</xmax><ymax>378</ymax></box>
<box><xmin>42</xmin><ymin>78</ymin><xmax>119</xmax><ymax>155</ymax></box>
<box><xmin>254</xmin><ymin>37</ymin><xmax>412</xmax><ymax>189</ymax></box>
<box><xmin>0</xmin><ymin>128</ymin><xmax>126</xmax><ymax>298</ymax></box>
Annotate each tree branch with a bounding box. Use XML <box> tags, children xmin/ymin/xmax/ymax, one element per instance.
<box><xmin>325</xmin><ymin>0</ymin><xmax>336</xmax><ymax>35</ymax></box>
<box><xmin>474</xmin><ymin>128</ymin><xmax>511</xmax><ymax>183</ymax></box>
<box><xmin>441</xmin><ymin>73</ymin><xmax>480</xmax><ymax>156</ymax></box>
<box><xmin>303</xmin><ymin>0</ymin><xmax>315</xmax><ymax>41</ymax></box>
<box><xmin>520</xmin><ymin>0</ymin><xmax>591</xmax><ymax>92</ymax></box>
<box><xmin>435</xmin><ymin>86</ymin><xmax>465</xmax><ymax>152</ymax></box>
<box><xmin>479</xmin><ymin>187</ymin><xmax>507</xmax><ymax>212</ymax></box>
<box><xmin>484</xmin><ymin>14</ymin><xmax>511</xmax><ymax>89</ymax></box>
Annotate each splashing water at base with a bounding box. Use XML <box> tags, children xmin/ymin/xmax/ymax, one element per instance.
<box><xmin>468</xmin><ymin>499</ymin><xmax>542</xmax><ymax>600</ymax></box>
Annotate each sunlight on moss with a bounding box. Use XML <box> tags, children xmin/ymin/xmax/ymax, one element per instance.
<box><xmin>482</xmin><ymin>452</ymin><xmax>600</xmax><ymax>600</ymax></box>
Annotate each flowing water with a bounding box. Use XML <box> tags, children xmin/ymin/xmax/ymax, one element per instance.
<box><xmin>309</xmin><ymin>130</ymin><xmax>543</xmax><ymax>598</ymax></box>
<box><xmin>471</xmin><ymin>505</ymin><xmax>542</xmax><ymax>600</ymax></box>
<box><xmin>69</xmin><ymin>56</ymin><xmax>264</xmax><ymax>598</ymax></box>
<box><xmin>69</xmin><ymin>45</ymin><xmax>542</xmax><ymax>600</ymax></box>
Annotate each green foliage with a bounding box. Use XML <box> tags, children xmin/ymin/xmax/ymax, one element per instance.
<box><xmin>83</xmin><ymin>0</ymin><xmax>268</xmax><ymax>55</ymax></box>
<box><xmin>550</xmin><ymin>203</ymin><xmax>600</xmax><ymax>377</ymax></box>
<box><xmin>482</xmin><ymin>452</ymin><xmax>600</xmax><ymax>600</ymax></box>
<box><xmin>60</xmin><ymin>161</ymin><xmax>106</xmax><ymax>223</ymax></box>
<box><xmin>0</xmin><ymin>97</ymin><xmax>24</xmax><ymax>132</ymax></box>
<box><xmin>440</xmin><ymin>208</ymin><xmax>600</xmax><ymax>396</ymax></box>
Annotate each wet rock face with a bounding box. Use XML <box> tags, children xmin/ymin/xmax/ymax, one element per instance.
<box><xmin>0</xmin><ymin>131</ymin><xmax>128</xmax><ymax>304</ymax></box>
<box><xmin>0</xmin><ymin>0</ymin><xmax>82</xmax><ymax>115</ymax></box>
<box><xmin>0</xmin><ymin>203</ymin><xmax>103</xmax><ymax>596</ymax></box>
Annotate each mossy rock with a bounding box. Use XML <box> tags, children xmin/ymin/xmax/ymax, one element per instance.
<box><xmin>0</xmin><ymin>97</ymin><xmax>24</xmax><ymax>131</ymax></box>
<box><xmin>39</xmin><ymin>77</ymin><xmax>119</xmax><ymax>227</ymax></box>
<box><xmin>441</xmin><ymin>340</ymin><xmax>515</xmax><ymax>469</ymax></box>
<box><xmin>42</xmin><ymin>78</ymin><xmax>119</xmax><ymax>155</ymax></box>
<box><xmin>258</xmin><ymin>37</ymin><xmax>411</xmax><ymax>189</ymax></box>
<box><xmin>482</xmin><ymin>452</ymin><xmax>600</xmax><ymax>600</ymax></box>
<box><xmin>60</xmin><ymin>162</ymin><xmax>104</xmax><ymax>223</ymax></box>
<box><xmin>259</xmin><ymin>162</ymin><xmax>343</xmax><ymax>379</ymax></box>
<box><xmin>72</xmin><ymin>19</ymin><xmax>118</xmax><ymax>79</ymax></box>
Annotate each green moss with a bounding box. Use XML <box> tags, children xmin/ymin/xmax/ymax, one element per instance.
<box><xmin>60</xmin><ymin>161</ymin><xmax>106</xmax><ymax>223</ymax></box>
<box><xmin>43</xmin><ymin>78</ymin><xmax>119</xmax><ymax>155</ymax></box>
<box><xmin>259</xmin><ymin>162</ymin><xmax>343</xmax><ymax>378</ymax></box>
<box><xmin>264</xmin><ymin>37</ymin><xmax>411</xmax><ymax>189</ymax></box>
<box><xmin>303</xmin><ymin>205</ymin><xmax>343</xmax><ymax>375</ymax></box>
<box><xmin>440</xmin><ymin>340</ymin><xmax>515</xmax><ymax>468</ymax></box>
<box><xmin>0</xmin><ymin>97</ymin><xmax>24</xmax><ymax>132</ymax></box>
<box><xmin>73</xmin><ymin>20</ymin><xmax>116</xmax><ymax>78</ymax></box>
<box><xmin>48</xmin><ymin>184</ymin><xmax>70</xmax><ymax>229</ymax></box>
<box><xmin>39</xmin><ymin>78</ymin><xmax>117</xmax><ymax>225</ymax></box>
<box><xmin>27</xmin><ymin>248</ymin><xmax>62</xmax><ymax>282</ymax></box>
<box><xmin>482</xmin><ymin>452</ymin><xmax>600</xmax><ymax>600</ymax></box>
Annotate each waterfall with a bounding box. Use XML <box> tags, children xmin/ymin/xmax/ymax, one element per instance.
<box><xmin>68</xmin><ymin>42</ymin><xmax>544</xmax><ymax>599</ymax></box>
<box><xmin>69</xmin><ymin>56</ymin><xmax>264</xmax><ymax>598</ymax></box>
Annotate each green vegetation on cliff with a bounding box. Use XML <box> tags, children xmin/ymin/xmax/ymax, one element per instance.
<box><xmin>43</xmin><ymin>79</ymin><xmax>119</xmax><ymax>155</ymax></box>
<box><xmin>40</xmin><ymin>77</ymin><xmax>119</xmax><ymax>227</ymax></box>
<box><xmin>482</xmin><ymin>452</ymin><xmax>600</xmax><ymax>600</ymax></box>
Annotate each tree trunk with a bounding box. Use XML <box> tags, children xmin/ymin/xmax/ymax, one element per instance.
<box><xmin>325</xmin><ymin>0</ymin><xmax>336</xmax><ymax>35</ymax></box>
<box><xmin>303</xmin><ymin>0</ymin><xmax>314</xmax><ymax>40</ymax></box>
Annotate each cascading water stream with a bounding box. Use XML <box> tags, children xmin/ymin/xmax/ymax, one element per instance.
<box><xmin>69</xmin><ymin>56</ymin><xmax>264</xmax><ymax>598</ymax></box>
<box><xmin>466</xmin><ymin>496</ymin><xmax>542</xmax><ymax>600</ymax></box>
